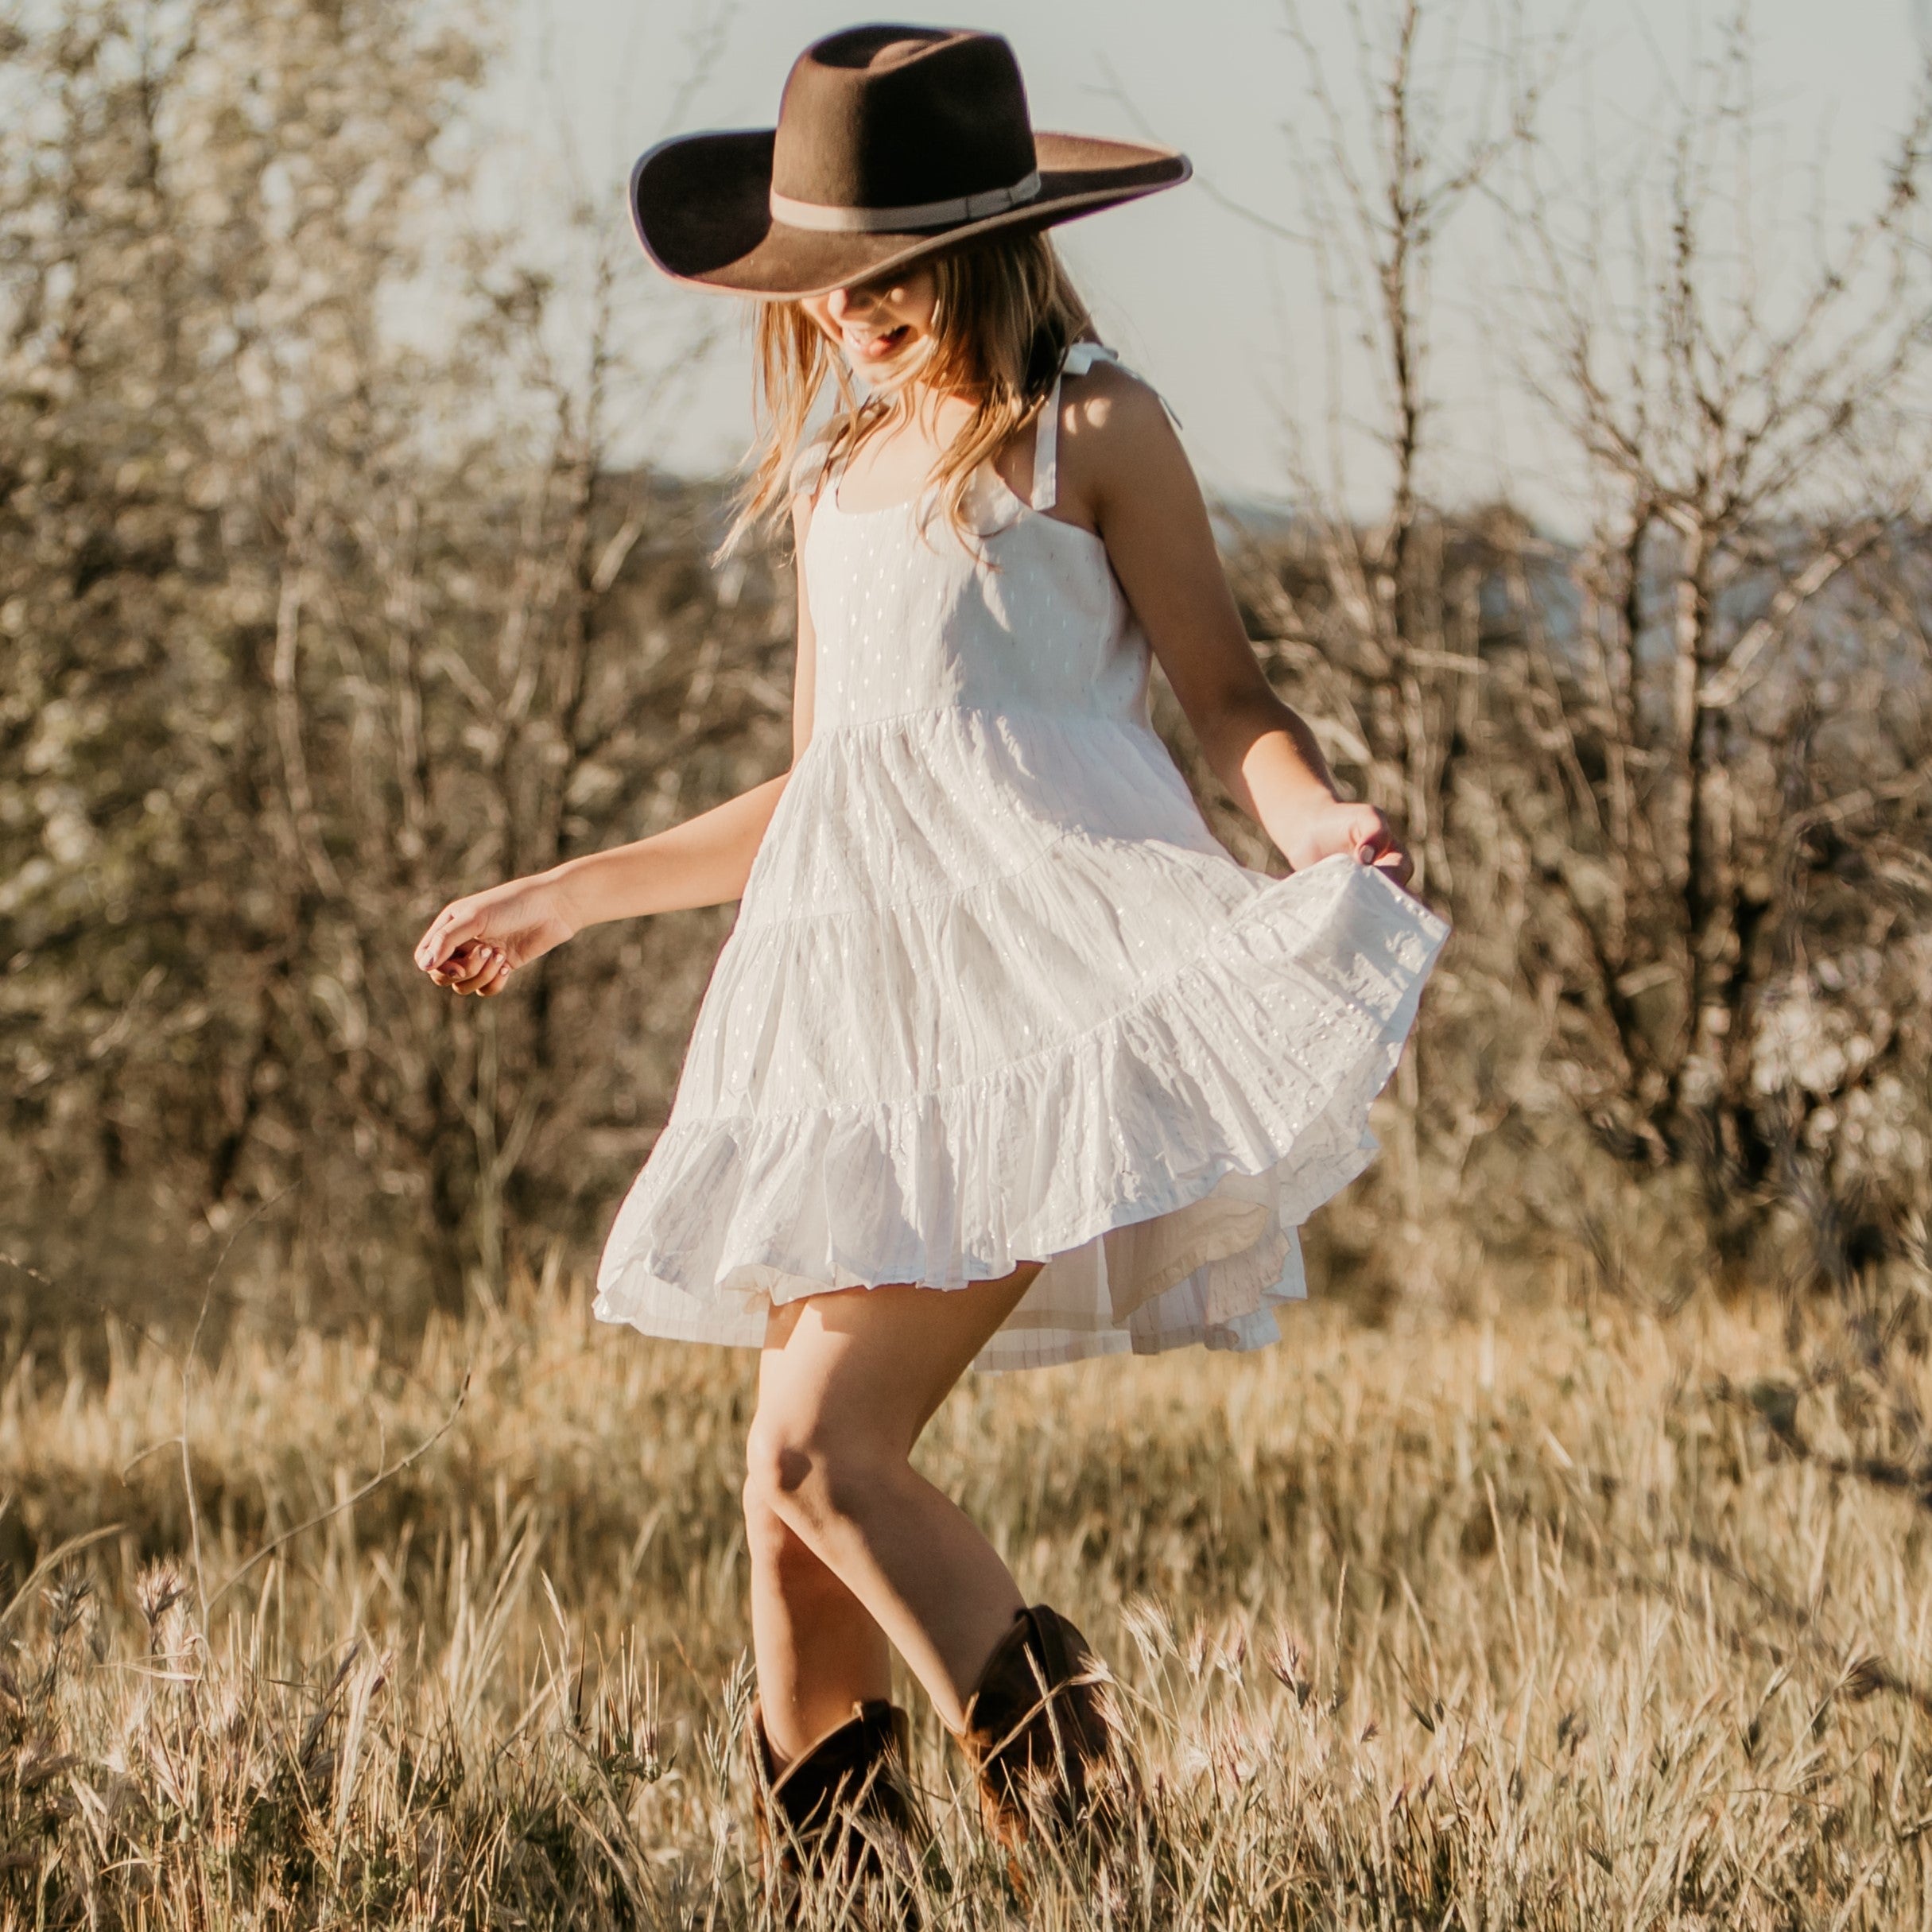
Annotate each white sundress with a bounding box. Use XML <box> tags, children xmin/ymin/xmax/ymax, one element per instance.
<box><xmin>593</xmin><ymin>344</ymin><xmax>1449</xmax><ymax>1371</ymax></box>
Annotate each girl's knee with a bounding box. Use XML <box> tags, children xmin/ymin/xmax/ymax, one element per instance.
<box><xmin>741</xmin><ymin>1463</ymin><xmax>791</xmax><ymax>1553</ymax></box>
<box><xmin>741</xmin><ymin>1471</ymin><xmax>823</xmax><ymax>1585</ymax></box>
<box><xmin>744</xmin><ymin>1410</ymin><xmax>899</xmax><ymax>1536</ymax></box>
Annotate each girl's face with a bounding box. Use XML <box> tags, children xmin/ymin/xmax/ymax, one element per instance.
<box><xmin>802</xmin><ymin>266</ymin><xmax>938</xmax><ymax>384</ymax></box>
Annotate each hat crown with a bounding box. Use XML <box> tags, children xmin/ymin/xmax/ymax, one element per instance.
<box><xmin>772</xmin><ymin>25</ymin><xmax>1038</xmax><ymax>215</ymax></box>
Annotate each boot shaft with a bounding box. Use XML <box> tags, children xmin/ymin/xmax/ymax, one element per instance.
<box><xmin>958</xmin><ymin>1603</ymin><xmax>1138</xmax><ymax>1854</ymax></box>
<box><xmin>747</xmin><ymin>1697</ymin><xmax>929</xmax><ymax>1885</ymax></box>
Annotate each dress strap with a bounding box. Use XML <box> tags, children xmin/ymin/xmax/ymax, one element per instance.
<box><xmin>1029</xmin><ymin>342</ymin><xmax>1179</xmax><ymax>512</ymax></box>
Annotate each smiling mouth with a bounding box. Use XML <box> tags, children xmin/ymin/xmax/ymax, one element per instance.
<box><xmin>847</xmin><ymin>324</ymin><xmax>912</xmax><ymax>361</ymax></box>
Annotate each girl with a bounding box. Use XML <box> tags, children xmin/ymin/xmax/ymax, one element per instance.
<box><xmin>416</xmin><ymin>21</ymin><xmax>1446</xmax><ymax>1895</ymax></box>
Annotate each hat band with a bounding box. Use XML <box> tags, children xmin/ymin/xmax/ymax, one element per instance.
<box><xmin>769</xmin><ymin>169</ymin><xmax>1043</xmax><ymax>234</ymax></box>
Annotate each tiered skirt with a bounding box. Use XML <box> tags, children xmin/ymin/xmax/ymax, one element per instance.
<box><xmin>594</xmin><ymin>708</ymin><xmax>1449</xmax><ymax>1371</ymax></box>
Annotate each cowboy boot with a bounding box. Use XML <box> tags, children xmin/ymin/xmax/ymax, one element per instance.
<box><xmin>956</xmin><ymin>1604</ymin><xmax>1139</xmax><ymax>1882</ymax></box>
<box><xmin>747</xmin><ymin>1697</ymin><xmax>929</xmax><ymax>1920</ymax></box>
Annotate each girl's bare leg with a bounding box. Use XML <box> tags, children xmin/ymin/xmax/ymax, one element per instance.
<box><xmin>745</xmin><ymin>1516</ymin><xmax>891</xmax><ymax>1755</ymax></box>
<box><xmin>743</xmin><ymin>1263</ymin><xmax>1041</xmax><ymax>1763</ymax></box>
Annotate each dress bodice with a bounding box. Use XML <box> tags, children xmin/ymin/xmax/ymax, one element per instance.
<box><xmin>798</xmin><ymin>344</ymin><xmax>1156</xmax><ymax>735</ymax></box>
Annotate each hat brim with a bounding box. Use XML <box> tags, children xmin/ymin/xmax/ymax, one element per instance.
<box><xmin>630</xmin><ymin>130</ymin><xmax>1190</xmax><ymax>298</ymax></box>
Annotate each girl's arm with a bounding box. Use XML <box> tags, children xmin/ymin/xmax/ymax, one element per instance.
<box><xmin>416</xmin><ymin>495</ymin><xmax>821</xmax><ymax>996</ymax></box>
<box><xmin>1059</xmin><ymin>367</ymin><xmax>1412</xmax><ymax>885</ymax></box>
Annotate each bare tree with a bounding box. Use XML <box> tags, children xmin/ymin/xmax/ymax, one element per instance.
<box><xmin>0</xmin><ymin>0</ymin><xmax>787</xmax><ymax>1328</ymax></box>
<box><xmin>1183</xmin><ymin>0</ymin><xmax>1570</xmax><ymax>1257</ymax></box>
<box><xmin>1202</xmin><ymin>0</ymin><xmax>1572</xmax><ymax>898</ymax></box>
<box><xmin>1197</xmin><ymin>2</ymin><xmax>1932</xmax><ymax>1284</ymax></box>
<box><xmin>1499</xmin><ymin>13</ymin><xmax>1932</xmax><ymax>1274</ymax></box>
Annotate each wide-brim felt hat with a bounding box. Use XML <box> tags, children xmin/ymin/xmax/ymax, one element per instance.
<box><xmin>630</xmin><ymin>24</ymin><xmax>1191</xmax><ymax>299</ymax></box>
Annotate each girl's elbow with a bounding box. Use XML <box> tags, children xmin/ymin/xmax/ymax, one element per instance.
<box><xmin>1200</xmin><ymin>689</ymin><xmax>1291</xmax><ymax>765</ymax></box>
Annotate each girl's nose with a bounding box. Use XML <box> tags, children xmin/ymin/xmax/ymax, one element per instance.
<box><xmin>826</xmin><ymin>285</ymin><xmax>873</xmax><ymax>324</ymax></box>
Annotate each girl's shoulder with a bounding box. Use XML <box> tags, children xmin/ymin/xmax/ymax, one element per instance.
<box><xmin>1058</xmin><ymin>355</ymin><xmax>1172</xmax><ymax>435</ymax></box>
<box><xmin>1053</xmin><ymin>354</ymin><xmax>1184</xmax><ymax>507</ymax></box>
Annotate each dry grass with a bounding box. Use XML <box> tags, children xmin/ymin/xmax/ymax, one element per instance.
<box><xmin>5</xmin><ymin>1263</ymin><xmax>1932</xmax><ymax>1929</ymax></box>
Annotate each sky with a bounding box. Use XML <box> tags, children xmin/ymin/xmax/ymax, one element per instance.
<box><xmin>485</xmin><ymin>0</ymin><xmax>1932</xmax><ymax>512</ymax></box>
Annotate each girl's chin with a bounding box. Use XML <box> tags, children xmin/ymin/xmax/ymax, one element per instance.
<box><xmin>846</xmin><ymin>345</ymin><xmax>927</xmax><ymax>391</ymax></box>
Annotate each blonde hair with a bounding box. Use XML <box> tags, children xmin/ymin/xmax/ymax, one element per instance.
<box><xmin>722</xmin><ymin>231</ymin><xmax>1096</xmax><ymax>556</ymax></box>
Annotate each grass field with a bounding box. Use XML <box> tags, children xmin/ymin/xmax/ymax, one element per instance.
<box><xmin>6</xmin><ymin>1263</ymin><xmax>1932</xmax><ymax>1928</ymax></box>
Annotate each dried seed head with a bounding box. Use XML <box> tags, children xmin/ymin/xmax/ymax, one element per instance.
<box><xmin>1265</xmin><ymin>1627</ymin><xmax>1314</xmax><ymax>1705</ymax></box>
<box><xmin>1184</xmin><ymin>1620</ymin><xmax>1212</xmax><ymax>1682</ymax></box>
<box><xmin>1119</xmin><ymin>1596</ymin><xmax>1174</xmax><ymax>1667</ymax></box>
<box><xmin>45</xmin><ymin>1563</ymin><xmax>94</xmax><ymax>1639</ymax></box>
<box><xmin>135</xmin><ymin>1562</ymin><xmax>184</xmax><ymax>1627</ymax></box>
<box><xmin>1841</xmin><ymin>1655</ymin><xmax>1889</xmax><ymax>1701</ymax></box>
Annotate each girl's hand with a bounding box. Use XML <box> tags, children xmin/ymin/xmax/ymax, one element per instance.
<box><xmin>414</xmin><ymin>873</ymin><xmax>577</xmax><ymax>999</ymax></box>
<box><xmin>1280</xmin><ymin>800</ymin><xmax>1414</xmax><ymax>888</ymax></box>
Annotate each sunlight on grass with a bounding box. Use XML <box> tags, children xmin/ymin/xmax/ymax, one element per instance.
<box><xmin>4</xmin><ymin>1271</ymin><xmax>1930</xmax><ymax>1926</ymax></box>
